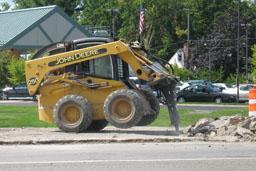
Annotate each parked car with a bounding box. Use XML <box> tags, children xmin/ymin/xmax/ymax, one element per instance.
<box><xmin>212</xmin><ymin>84</ymin><xmax>224</xmax><ymax>92</ymax></box>
<box><xmin>177</xmin><ymin>85</ymin><xmax>236</xmax><ymax>103</ymax></box>
<box><xmin>129</xmin><ymin>77</ymin><xmax>167</xmax><ymax>104</ymax></box>
<box><xmin>129</xmin><ymin>77</ymin><xmax>150</xmax><ymax>89</ymax></box>
<box><xmin>212</xmin><ymin>83</ymin><xmax>233</xmax><ymax>91</ymax></box>
<box><xmin>0</xmin><ymin>85</ymin><xmax>37</xmax><ymax>100</ymax></box>
<box><xmin>176</xmin><ymin>82</ymin><xmax>190</xmax><ymax>92</ymax></box>
<box><xmin>188</xmin><ymin>80</ymin><xmax>213</xmax><ymax>87</ymax></box>
<box><xmin>222</xmin><ymin>84</ymin><xmax>255</xmax><ymax>102</ymax></box>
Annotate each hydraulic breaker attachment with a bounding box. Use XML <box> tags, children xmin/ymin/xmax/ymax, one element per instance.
<box><xmin>149</xmin><ymin>76</ymin><xmax>180</xmax><ymax>131</ymax></box>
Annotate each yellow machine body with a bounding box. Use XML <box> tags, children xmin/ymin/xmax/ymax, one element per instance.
<box><xmin>25</xmin><ymin>38</ymin><xmax>180</xmax><ymax>131</ymax></box>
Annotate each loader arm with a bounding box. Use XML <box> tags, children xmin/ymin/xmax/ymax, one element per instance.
<box><xmin>25</xmin><ymin>40</ymin><xmax>150</xmax><ymax>95</ymax></box>
<box><xmin>26</xmin><ymin>38</ymin><xmax>180</xmax><ymax>131</ymax></box>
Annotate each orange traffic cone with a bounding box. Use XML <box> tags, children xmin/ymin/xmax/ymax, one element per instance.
<box><xmin>249</xmin><ymin>86</ymin><xmax>256</xmax><ymax>116</ymax></box>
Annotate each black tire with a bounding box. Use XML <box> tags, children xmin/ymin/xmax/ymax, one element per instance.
<box><xmin>177</xmin><ymin>96</ymin><xmax>186</xmax><ymax>103</ymax></box>
<box><xmin>53</xmin><ymin>95</ymin><xmax>93</xmax><ymax>132</ymax></box>
<box><xmin>136</xmin><ymin>89</ymin><xmax>160</xmax><ymax>126</ymax></box>
<box><xmin>104</xmin><ymin>89</ymin><xmax>144</xmax><ymax>129</ymax></box>
<box><xmin>158</xmin><ymin>96</ymin><xmax>167</xmax><ymax>105</ymax></box>
<box><xmin>33</xmin><ymin>95</ymin><xmax>38</xmax><ymax>101</ymax></box>
<box><xmin>0</xmin><ymin>92</ymin><xmax>8</xmax><ymax>100</ymax></box>
<box><xmin>87</xmin><ymin>119</ymin><xmax>108</xmax><ymax>132</ymax></box>
<box><xmin>215</xmin><ymin>97</ymin><xmax>222</xmax><ymax>103</ymax></box>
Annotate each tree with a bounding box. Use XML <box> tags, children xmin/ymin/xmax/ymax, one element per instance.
<box><xmin>79</xmin><ymin>0</ymin><xmax>119</xmax><ymax>37</ymax></box>
<box><xmin>189</xmin><ymin>6</ymin><xmax>255</xmax><ymax>79</ymax></box>
<box><xmin>9</xmin><ymin>0</ymin><xmax>256</xmax><ymax>82</ymax></box>
<box><xmin>225</xmin><ymin>73</ymin><xmax>246</xmax><ymax>84</ymax></box>
<box><xmin>194</xmin><ymin>66</ymin><xmax>224</xmax><ymax>83</ymax></box>
<box><xmin>250</xmin><ymin>44</ymin><xmax>256</xmax><ymax>82</ymax></box>
<box><xmin>0</xmin><ymin>50</ymin><xmax>11</xmax><ymax>87</ymax></box>
<box><xmin>7</xmin><ymin>57</ymin><xmax>26</xmax><ymax>85</ymax></box>
<box><xmin>172</xmin><ymin>65</ymin><xmax>193</xmax><ymax>81</ymax></box>
<box><xmin>13</xmin><ymin>0</ymin><xmax>80</xmax><ymax>17</ymax></box>
<box><xmin>187</xmin><ymin>0</ymin><xmax>236</xmax><ymax>40</ymax></box>
<box><xmin>0</xmin><ymin>2</ymin><xmax>10</xmax><ymax>11</ymax></box>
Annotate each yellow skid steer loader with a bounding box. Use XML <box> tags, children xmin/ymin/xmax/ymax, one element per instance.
<box><xmin>25</xmin><ymin>38</ymin><xmax>180</xmax><ymax>132</ymax></box>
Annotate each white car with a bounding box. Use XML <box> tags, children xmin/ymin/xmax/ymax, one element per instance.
<box><xmin>212</xmin><ymin>83</ymin><xmax>233</xmax><ymax>90</ymax></box>
<box><xmin>176</xmin><ymin>82</ymin><xmax>190</xmax><ymax>92</ymax></box>
<box><xmin>222</xmin><ymin>85</ymin><xmax>254</xmax><ymax>102</ymax></box>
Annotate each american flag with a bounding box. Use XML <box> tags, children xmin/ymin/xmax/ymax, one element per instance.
<box><xmin>139</xmin><ymin>2</ymin><xmax>144</xmax><ymax>34</ymax></box>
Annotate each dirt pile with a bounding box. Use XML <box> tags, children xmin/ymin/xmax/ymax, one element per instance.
<box><xmin>182</xmin><ymin>114</ymin><xmax>256</xmax><ymax>142</ymax></box>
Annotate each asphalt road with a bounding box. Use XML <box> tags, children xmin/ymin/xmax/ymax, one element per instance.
<box><xmin>0</xmin><ymin>143</ymin><xmax>256</xmax><ymax>171</ymax></box>
<box><xmin>176</xmin><ymin>103</ymin><xmax>248</xmax><ymax>110</ymax></box>
<box><xmin>0</xmin><ymin>100</ymin><xmax>248</xmax><ymax>111</ymax></box>
<box><xmin>0</xmin><ymin>100</ymin><xmax>37</xmax><ymax>106</ymax></box>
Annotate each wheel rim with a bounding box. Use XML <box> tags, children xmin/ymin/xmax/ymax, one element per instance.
<box><xmin>178</xmin><ymin>97</ymin><xmax>185</xmax><ymax>103</ymax></box>
<box><xmin>61</xmin><ymin>104</ymin><xmax>82</xmax><ymax>125</ymax></box>
<box><xmin>1</xmin><ymin>93</ymin><xmax>8</xmax><ymax>100</ymax></box>
<box><xmin>112</xmin><ymin>98</ymin><xmax>134</xmax><ymax>120</ymax></box>
<box><xmin>216</xmin><ymin>98</ymin><xmax>222</xmax><ymax>103</ymax></box>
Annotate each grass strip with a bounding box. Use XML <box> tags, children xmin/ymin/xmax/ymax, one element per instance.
<box><xmin>0</xmin><ymin>106</ymin><xmax>56</xmax><ymax>127</ymax></box>
<box><xmin>151</xmin><ymin>108</ymin><xmax>249</xmax><ymax>127</ymax></box>
<box><xmin>0</xmin><ymin>106</ymin><xmax>249</xmax><ymax>128</ymax></box>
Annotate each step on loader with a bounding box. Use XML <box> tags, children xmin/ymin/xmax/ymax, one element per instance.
<box><xmin>25</xmin><ymin>38</ymin><xmax>180</xmax><ymax>132</ymax></box>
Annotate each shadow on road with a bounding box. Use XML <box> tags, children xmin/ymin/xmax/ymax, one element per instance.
<box><xmin>88</xmin><ymin>129</ymin><xmax>181</xmax><ymax>136</ymax></box>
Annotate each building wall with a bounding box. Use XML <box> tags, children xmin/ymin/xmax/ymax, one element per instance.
<box><xmin>168</xmin><ymin>49</ymin><xmax>185</xmax><ymax>68</ymax></box>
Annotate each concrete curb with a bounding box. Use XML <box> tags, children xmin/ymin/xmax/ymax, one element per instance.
<box><xmin>0</xmin><ymin>137</ymin><xmax>204</xmax><ymax>145</ymax></box>
<box><xmin>0</xmin><ymin>127</ymin><xmax>244</xmax><ymax>145</ymax></box>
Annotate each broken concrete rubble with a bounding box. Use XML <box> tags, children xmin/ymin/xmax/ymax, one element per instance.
<box><xmin>183</xmin><ymin>114</ymin><xmax>256</xmax><ymax>142</ymax></box>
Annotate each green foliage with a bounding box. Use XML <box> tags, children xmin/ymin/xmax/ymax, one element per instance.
<box><xmin>0</xmin><ymin>50</ymin><xmax>11</xmax><ymax>87</ymax></box>
<box><xmin>10</xmin><ymin>0</ymin><xmax>256</xmax><ymax>83</ymax></box>
<box><xmin>27</xmin><ymin>50</ymin><xmax>38</xmax><ymax>60</ymax></box>
<box><xmin>175</xmin><ymin>27</ymin><xmax>187</xmax><ymax>38</ymax></box>
<box><xmin>171</xmin><ymin>65</ymin><xmax>224</xmax><ymax>82</ymax></box>
<box><xmin>7</xmin><ymin>57</ymin><xmax>26</xmax><ymax>85</ymax></box>
<box><xmin>0</xmin><ymin>2</ymin><xmax>10</xmax><ymax>11</ymax></box>
<box><xmin>212</xmin><ymin>66</ymin><xmax>225</xmax><ymax>83</ymax></box>
<box><xmin>80</xmin><ymin>0</ymin><xmax>118</xmax><ymax>26</ymax></box>
<box><xmin>14</xmin><ymin>0</ymin><xmax>80</xmax><ymax>16</ymax></box>
<box><xmin>193</xmin><ymin>66</ymin><xmax>224</xmax><ymax>83</ymax></box>
<box><xmin>118</xmin><ymin>0</ymin><xmax>140</xmax><ymax>41</ymax></box>
<box><xmin>187</xmin><ymin>0</ymin><xmax>236</xmax><ymax>39</ymax></box>
<box><xmin>250</xmin><ymin>45</ymin><xmax>256</xmax><ymax>82</ymax></box>
<box><xmin>172</xmin><ymin>65</ymin><xmax>193</xmax><ymax>81</ymax></box>
<box><xmin>225</xmin><ymin>73</ymin><xmax>246</xmax><ymax>85</ymax></box>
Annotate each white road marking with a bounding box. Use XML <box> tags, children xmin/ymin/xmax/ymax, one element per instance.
<box><xmin>0</xmin><ymin>157</ymin><xmax>256</xmax><ymax>165</ymax></box>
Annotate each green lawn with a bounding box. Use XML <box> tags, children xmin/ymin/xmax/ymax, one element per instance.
<box><xmin>151</xmin><ymin>108</ymin><xmax>248</xmax><ymax>127</ymax></box>
<box><xmin>0</xmin><ymin>106</ymin><xmax>56</xmax><ymax>127</ymax></box>
<box><xmin>0</xmin><ymin>106</ymin><xmax>249</xmax><ymax>128</ymax></box>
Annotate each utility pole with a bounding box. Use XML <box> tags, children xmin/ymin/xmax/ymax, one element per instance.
<box><xmin>183</xmin><ymin>8</ymin><xmax>197</xmax><ymax>69</ymax></box>
<box><xmin>236</xmin><ymin>0</ymin><xmax>240</xmax><ymax>103</ymax></box>
<box><xmin>241</xmin><ymin>23</ymin><xmax>252</xmax><ymax>84</ymax></box>
<box><xmin>208</xmin><ymin>49</ymin><xmax>212</xmax><ymax>81</ymax></box>
<box><xmin>106</xmin><ymin>9</ymin><xmax>119</xmax><ymax>39</ymax></box>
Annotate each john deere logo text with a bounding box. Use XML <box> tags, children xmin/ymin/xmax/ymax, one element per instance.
<box><xmin>48</xmin><ymin>48</ymin><xmax>107</xmax><ymax>67</ymax></box>
<box><xmin>28</xmin><ymin>77</ymin><xmax>38</xmax><ymax>85</ymax></box>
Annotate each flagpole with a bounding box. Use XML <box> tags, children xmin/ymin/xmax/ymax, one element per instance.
<box><xmin>139</xmin><ymin>0</ymin><xmax>143</xmax><ymax>44</ymax></box>
<box><xmin>140</xmin><ymin>32</ymin><xmax>142</xmax><ymax>44</ymax></box>
<box><xmin>140</xmin><ymin>0</ymin><xmax>142</xmax><ymax>44</ymax></box>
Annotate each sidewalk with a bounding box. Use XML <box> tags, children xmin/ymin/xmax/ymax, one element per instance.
<box><xmin>0</xmin><ymin>127</ymin><xmax>240</xmax><ymax>145</ymax></box>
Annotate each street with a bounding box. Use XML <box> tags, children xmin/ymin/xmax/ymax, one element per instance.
<box><xmin>0</xmin><ymin>143</ymin><xmax>256</xmax><ymax>171</ymax></box>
